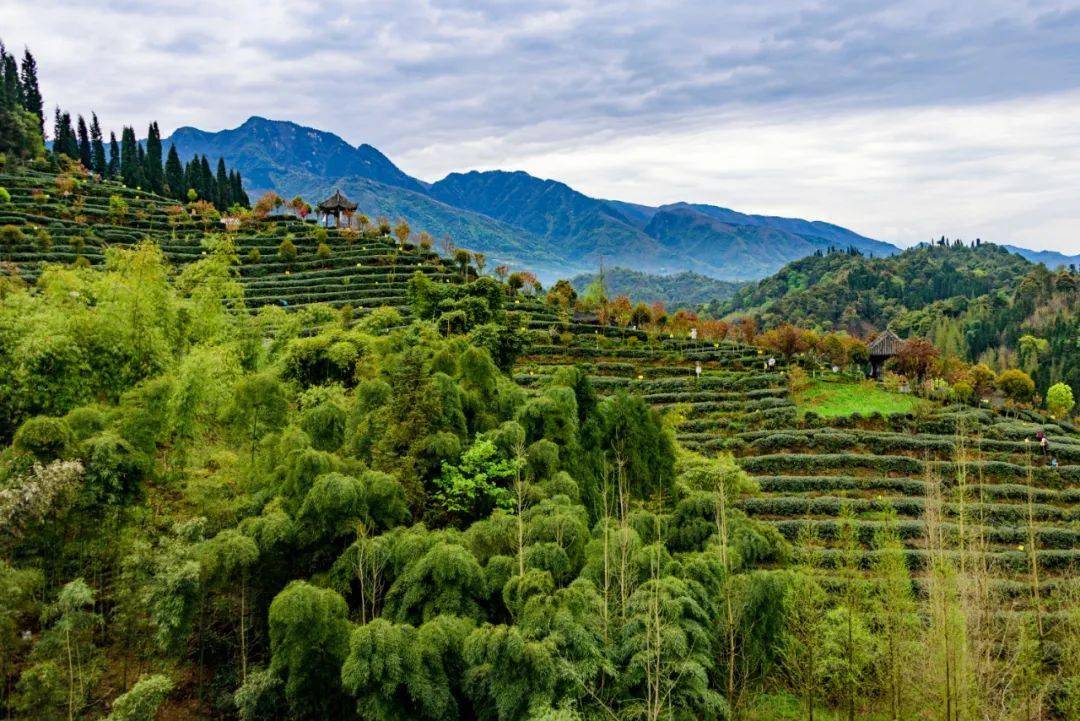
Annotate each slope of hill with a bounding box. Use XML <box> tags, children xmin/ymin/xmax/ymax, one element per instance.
<box><xmin>719</xmin><ymin>242</ymin><xmax>1035</xmax><ymax>330</ymax></box>
<box><xmin>429</xmin><ymin>169</ymin><xmax>659</xmax><ymax>264</ymax></box>
<box><xmin>569</xmin><ymin>267</ymin><xmax>746</xmax><ymax>307</ymax></box>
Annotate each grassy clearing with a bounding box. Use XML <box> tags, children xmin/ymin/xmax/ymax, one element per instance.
<box><xmin>796</xmin><ymin>378</ymin><xmax>926</xmax><ymax>418</ymax></box>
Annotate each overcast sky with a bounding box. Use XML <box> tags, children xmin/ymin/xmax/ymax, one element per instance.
<box><xmin>3</xmin><ymin>0</ymin><xmax>1080</xmax><ymax>252</ymax></box>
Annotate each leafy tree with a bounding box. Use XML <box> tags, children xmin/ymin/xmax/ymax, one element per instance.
<box><xmin>341</xmin><ymin>615</ymin><xmax>472</xmax><ymax>721</ymax></box>
<box><xmin>890</xmin><ymin>337</ymin><xmax>939</xmax><ymax>382</ymax></box>
<box><xmin>385</xmin><ymin>542</ymin><xmax>486</xmax><ymax>624</ymax></box>
<box><xmin>229</xmin><ymin>372</ymin><xmax>289</xmax><ymax>461</ymax></box>
<box><xmin>104</xmin><ymin>674</ymin><xmax>173</xmax><ymax>721</ymax></box>
<box><xmin>268</xmin><ymin>581</ymin><xmax>351</xmax><ymax>719</ymax></box>
<box><xmin>434</xmin><ymin>438</ymin><xmax>523</xmax><ymax>523</ymax></box>
<box><xmin>997</xmin><ymin>369</ymin><xmax>1035</xmax><ymax>407</ymax></box>
<box><xmin>1047</xmin><ymin>381</ymin><xmax>1075</xmax><ymax>419</ymax></box>
<box><xmin>202</xmin><ymin>529</ymin><xmax>259</xmax><ymax>681</ymax></box>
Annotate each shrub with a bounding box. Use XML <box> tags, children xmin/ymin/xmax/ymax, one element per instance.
<box><xmin>246</xmin><ymin>247</ymin><xmax>261</xmax><ymax>264</ymax></box>
<box><xmin>0</xmin><ymin>224</ymin><xmax>25</xmax><ymax>254</ymax></box>
<box><xmin>316</xmin><ymin>241</ymin><xmax>331</xmax><ymax>260</ymax></box>
<box><xmin>34</xmin><ymin>227</ymin><xmax>52</xmax><ymax>251</ymax></box>
<box><xmin>0</xmin><ymin>187</ymin><xmax>10</xmax><ymax>203</ymax></box>
<box><xmin>278</xmin><ymin>237</ymin><xmax>298</xmax><ymax>263</ymax></box>
<box><xmin>13</xmin><ymin>416</ymin><xmax>74</xmax><ymax>461</ymax></box>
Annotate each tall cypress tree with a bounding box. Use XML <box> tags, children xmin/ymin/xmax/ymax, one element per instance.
<box><xmin>144</xmin><ymin>121</ymin><xmax>164</xmax><ymax>194</ymax></box>
<box><xmin>184</xmin><ymin>157</ymin><xmax>198</xmax><ymax>199</ymax></box>
<box><xmin>76</xmin><ymin>115</ymin><xmax>92</xmax><ymax>169</ymax></box>
<box><xmin>164</xmin><ymin>144</ymin><xmax>184</xmax><ymax>200</ymax></box>
<box><xmin>18</xmin><ymin>49</ymin><xmax>43</xmax><ymax>134</ymax></box>
<box><xmin>1</xmin><ymin>51</ymin><xmax>18</xmax><ymax>113</ymax></box>
<box><xmin>0</xmin><ymin>44</ymin><xmax>10</xmax><ymax>110</ymax></box>
<box><xmin>215</xmin><ymin>157</ymin><xmax>229</xmax><ymax>209</ymax></box>
<box><xmin>108</xmin><ymin>131</ymin><xmax>120</xmax><ymax>178</ymax></box>
<box><xmin>200</xmin><ymin>155</ymin><xmax>214</xmax><ymax>203</ymax></box>
<box><xmin>89</xmin><ymin>113</ymin><xmax>106</xmax><ymax>176</ymax></box>
<box><xmin>53</xmin><ymin>110</ymin><xmax>78</xmax><ymax>160</ymax></box>
<box><xmin>120</xmin><ymin>125</ymin><xmax>142</xmax><ymax>187</ymax></box>
<box><xmin>235</xmin><ymin>170</ymin><xmax>250</xmax><ymax>207</ymax></box>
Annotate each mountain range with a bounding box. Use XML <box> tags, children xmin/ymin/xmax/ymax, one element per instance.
<box><xmin>163</xmin><ymin>116</ymin><xmax>1079</xmax><ymax>283</ymax></box>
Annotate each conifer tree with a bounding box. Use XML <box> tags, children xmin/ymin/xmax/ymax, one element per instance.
<box><xmin>18</xmin><ymin>49</ymin><xmax>43</xmax><ymax>133</ymax></box>
<box><xmin>89</xmin><ymin>113</ymin><xmax>106</xmax><ymax>176</ymax></box>
<box><xmin>200</xmin><ymin>155</ymin><xmax>214</xmax><ymax>204</ymax></box>
<box><xmin>215</xmin><ymin>157</ymin><xmax>229</xmax><ymax>209</ymax></box>
<box><xmin>76</xmin><ymin>115</ymin><xmax>92</xmax><ymax>169</ymax></box>
<box><xmin>0</xmin><ymin>43</ymin><xmax>8</xmax><ymax>110</ymax></box>
<box><xmin>144</xmin><ymin>121</ymin><xmax>163</xmax><ymax>194</ymax></box>
<box><xmin>231</xmin><ymin>170</ymin><xmax>249</xmax><ymax>207</ymax></box>
<box><xmin>53</xmin><ymin>109</ymin><xmax>78</xmax><ymax>160</ymax></box>
<box><xmin>164</xmin><ymin>145</ymin><xmax>184</xmax><ymax>200</ymax></box>
<box><xmin>108</xmin><ymin>131</ymin><xmax>120</xmax><ymax>178</ymax></box>
<box><xmin>1</xmin><ymin>50</ymin><xmax>17</xmax><ymax>112</ymax></box>
<box><xmin>120</xmin><ymin>126</ymin><xmax>142</xmax><ymax>187</ymax></box>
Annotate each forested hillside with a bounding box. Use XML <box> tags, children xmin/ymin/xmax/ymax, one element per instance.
<box><xmin>716</xmin><ymin>242</ymin><xmax>1080</xmax><ymax>399</ymax></box>
<box><xmin>0</xmin><ymin>41</ymin><xmax>1078</xmax><ymax>721</ymax></box>
<box><xmin>570</xmin><ymin>268</ymin><xmax>746</xmax><ymax>307</ymax></box>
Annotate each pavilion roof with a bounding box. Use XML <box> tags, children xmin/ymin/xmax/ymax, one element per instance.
<box><xmin>317</xmin><ymin>189</ymin><xmax>357</xmax><ymax>212</ymax></box>
<box><xmin>868</xmin><ymin>328</ymin><xmax>903</xmax><ymax>357</ymax></box>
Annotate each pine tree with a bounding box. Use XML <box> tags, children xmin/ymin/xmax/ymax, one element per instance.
<box><xmin>164</xmin><ymin>145</ymin><xmax>184</xmax><ymax>199</ymax></box>
<box><xmin>89</xmin><ymin>113</ymin><xmax>106</xmax><ymax>176</ymax></box>
<box><xmin>53</xmin><ymin>109</ymin><xmax>78</xmax><ymax>160</ymax></box>
<box><xmin>231</xmin><ymin>170</ymin><xmax>249</xmax><ymax>207</ymax></box>
<box><xmin>76</xmin><ymin>115</ymin><xmax>92</xmax><ymax>169</ymax></box>
<box><xmin>18</xmin><ymin>49</ymin><xmax>43</xmax><ymax>133</ymax></box>
<box><xmin>120</xmin><ymin>125</ymin><xmax>142</xmax><ymax>187</ymax></box>
<box><xmin>0</xmin><ymin>43</ymin><xmax>8</xmax><ymax>110</ymax></box>
<box><xmin>184</xmin><ymin>157</ymin><xmax>198</xmax><ymax>199</ymax></box>
<box><xmin>1</xmin><ymin>50</ymin><xmax>17</xmax><ymax>112</ymax></box>
<box><xmin>215</xmin><ymin>157</ymin><xmax>229</xmax><ymax>209</ymax></box>
<box><xmin>144</xmin><ymin>121</ymin><xmax>163</xmax><ymax>194</ymax></box>
<box><xmin>108</xmin><ymin>132</ymin><xmax>120</xmax><ymax>178</ymax></box>
<box><xmin>200</xmin><ymin>155</ymin><xmax>214</xmax><ymax>204</ymax></box>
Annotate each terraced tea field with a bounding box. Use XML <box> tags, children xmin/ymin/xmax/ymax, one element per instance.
<box><xmin>514</xmin><ymin>312</ymin><xmax>1080</xmax><ymax>605</ymax></box>
<box><xmin>0</xmin><ymin>168</ymin><xmax>456</xmax><ymax>319</ymax></box>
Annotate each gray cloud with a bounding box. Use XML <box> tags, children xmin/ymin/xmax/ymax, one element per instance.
<box><xmin>1</xmin><ymin>0</ymin><xmax>1079</xmax><ymax>251</ymax></box>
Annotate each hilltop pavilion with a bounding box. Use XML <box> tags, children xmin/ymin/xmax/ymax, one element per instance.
<box><xmin>868</xmin><ymin>328</ymin><xmax>903</xmax><ymax>379</ymax></box>
<box><xmin>317</xmin><ymin>190</ymin><xmax>357</xmax><ymax>227</ymax></box>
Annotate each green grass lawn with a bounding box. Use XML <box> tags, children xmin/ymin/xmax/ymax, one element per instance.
<box><xmin>795</xmin><ymin>377</ymin><xmax>927</xmax><ymax>418</ymax></box>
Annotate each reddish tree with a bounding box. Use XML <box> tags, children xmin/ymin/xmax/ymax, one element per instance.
<box><xmin>891</xmin><ymin>338</ymin><xmax>940</xmax><ymax>382</ymax></box>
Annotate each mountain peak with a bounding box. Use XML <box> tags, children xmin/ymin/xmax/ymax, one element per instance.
<box><xmin>162</xmin><ymin>119</ymin><xmax>426</xmax><ymax>195</ymax></box>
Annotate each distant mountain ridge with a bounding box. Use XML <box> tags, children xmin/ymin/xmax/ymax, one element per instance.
<box><xmin>160</xmin><ymin>116</ymin><xmax>1075</xmax><ymax>282</ymax></box>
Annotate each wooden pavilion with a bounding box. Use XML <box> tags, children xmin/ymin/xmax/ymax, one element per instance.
<box><xmin>317</xmin><ymin>190</ymin><xmax>357</xmax><ymax>227</ymax></box>
<box><xmin>868</xmin><ymin>328</ymin><xmax>903</xmax><ymax>379</ymax></box>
